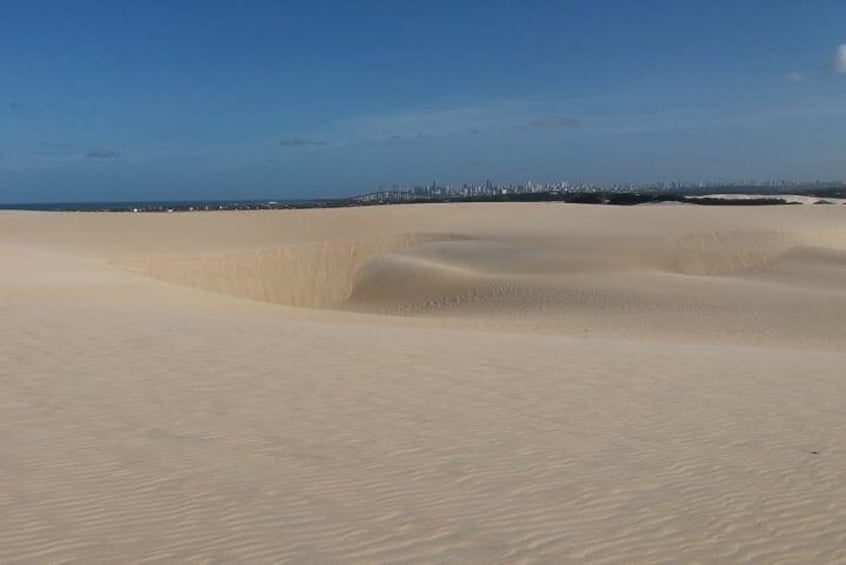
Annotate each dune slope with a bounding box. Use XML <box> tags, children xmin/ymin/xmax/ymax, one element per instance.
<box><xmin>1</xmin><ymin>203</ymin><xmax>845</xmax><ymax>563</ymax></box>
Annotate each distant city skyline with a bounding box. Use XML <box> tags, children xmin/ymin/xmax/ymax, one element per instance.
<box><xmin>1</xmin><ymin>1</ymin><xmax>845</xmax><ymax>203</ymax></box>
<box><xmin>5</xmin><ymin>175</ymin><xmax>844</xmax><ymax>207</ymax></box>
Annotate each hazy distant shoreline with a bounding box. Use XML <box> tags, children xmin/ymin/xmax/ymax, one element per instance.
<box><xmin>3</xmin><ymin>187</ymin><xmax>845</xmax><ymax>212</ymax></box>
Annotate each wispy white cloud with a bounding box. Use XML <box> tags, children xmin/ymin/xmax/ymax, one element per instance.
<box><xmin>328</xmin><ymin>99</ymin><xmax>533</xmax><ymax>144</ymax></box>
<box><xmin>294</xmin><ymin>96</ymin><xmax>846</xmax><ymax>154</ymax></box>
<box><xmin>785</xmin><ymin>72</ymin><xmax>804</xmax><ymax>84</ymax></box>
<box><xmin>586</xmin><ymin>103</ymin><xmax>846</xmax><ymax>135</ymax></box>
<box><xmin>278</xmin><ymin>137</ymin><xmax>326</xmax><ymax>148</ymax></box>
<box><xmin>86</xmin><ymin>148</ymin><xmax>121</xmax><ymax>159</ymax></box>
<box><xmin>276</xmin><ymin>78</ymin><xmax>846</xmax><ymax>153</ymax></box>
<box><xmin>834</xmin><ymin>44</ymin><xmax>846</xmax><ymax>74</ymax></box>
<box><xmin>527</xmin><ymin>115</ymin><xmax>583</xmax><ymax>129</ymax></box>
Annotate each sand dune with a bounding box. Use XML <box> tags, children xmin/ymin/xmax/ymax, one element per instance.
<box><xmin>2</xmin><ymin>203</ymin><xmax>846</xmax><ymax>562</ymax></box>
<box><xmin>120</xmin><ymin>233</ymin><xmax>463</xmax><ymax>308</ymax></box>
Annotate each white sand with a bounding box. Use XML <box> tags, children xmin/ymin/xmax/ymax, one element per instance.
<box><xmin>1</xmin><ymin>203</ymin><xmax>845</xmax><ymax>563</ymax></box>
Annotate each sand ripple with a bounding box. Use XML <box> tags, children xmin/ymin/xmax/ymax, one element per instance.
<box><xmin>2</xmin><ymin>204</ymin><xmax>845</xmax><ymax>562</ymax></box>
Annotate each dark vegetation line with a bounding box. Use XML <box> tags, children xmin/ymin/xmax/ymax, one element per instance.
<box><xmin>3</xmin><ymin>188</ymin><xmax>845</xmax><ymax>213</ymax></box>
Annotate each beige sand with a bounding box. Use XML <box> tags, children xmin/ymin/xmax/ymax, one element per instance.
<box><xmin>1</xmin><ymin>203</ymin><xmax>845</xmax><ymax>563</ymax></box>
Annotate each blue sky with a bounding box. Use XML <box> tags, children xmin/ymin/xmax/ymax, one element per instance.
<box><xmin>1</xmin><ymin>1</ymin><xmax>845</xmax><ymax>202</ymax></box>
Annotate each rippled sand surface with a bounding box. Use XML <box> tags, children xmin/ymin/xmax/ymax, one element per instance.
<box><xmin>2</xmin><ymin>203</ymin><xmax>845</xmax><ymax>563</ymax></box>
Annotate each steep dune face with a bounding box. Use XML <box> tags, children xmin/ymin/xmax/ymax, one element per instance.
<box><xmin>748</xmin><ymin>246</ymin><xmax>846</xmax><ymax>291</ymax></box>
<box><xmin>118</xmin><ymin>226</ymin><xmax>846</xmax><ymax>315</ymax></box>
<box><xmin>663</xmin><ymin>229</ymin><xmax>846</xmax><ymax>275</ymax></box>
<box><xmin>87</xmin><ymin>214</ymin><xmax>846</xmax><ymax>349</ymax></box>
<box><xmin>666</xmin><ymin>231</ymin><xmax>801</xmax><ymax>275</ymax></box>
<box><xmin>120</xmin><ymin>233</ymin><xmax>463</xmax><ymax>308</ymax></box>
<box><xmin>341</xmin><ymin>228</ymin><xmax>846</xmax><ymax>347</ymax></box>
<box><xmin>344</xmin><ymin>229</ymin><xmax>846</xmax><ymax>299</ymax></box>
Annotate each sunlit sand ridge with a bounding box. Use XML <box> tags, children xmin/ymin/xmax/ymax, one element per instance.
<box><xmin>1</xmin><ymin>203</ymin><xmax>845</xmax><ymax>562</ymax></box>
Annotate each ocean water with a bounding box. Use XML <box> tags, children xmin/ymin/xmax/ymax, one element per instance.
<box><xmin>0</xmin><ymin>199</ymin><xmax>329</xmax><ymax>212</ymax></box>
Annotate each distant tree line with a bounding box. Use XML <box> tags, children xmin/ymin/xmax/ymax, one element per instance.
<box><xmin>357</xmin><ymin>192</ymin><xmax>804</xmax><ymax>206</ymax></box>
